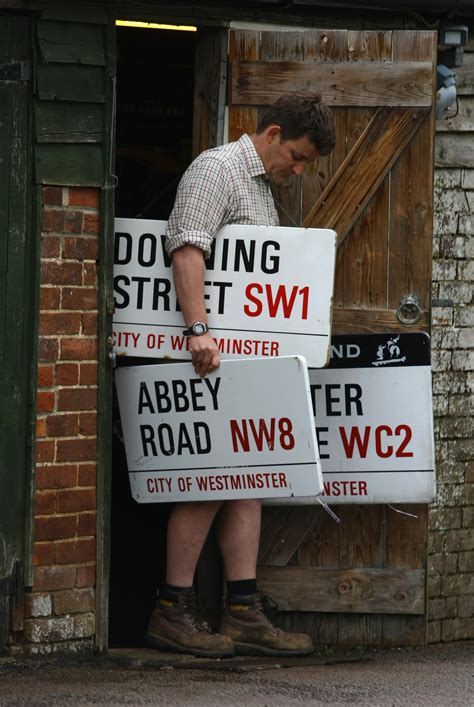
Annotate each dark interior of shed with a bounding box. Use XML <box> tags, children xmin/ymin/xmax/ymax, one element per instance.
<box><xmin>109</xmin><ymin>23</ymin><xmax>196</xmax><ymax>648</ymax></box>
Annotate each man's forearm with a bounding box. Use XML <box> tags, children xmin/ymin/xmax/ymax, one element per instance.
<box><xmin>172</xmin><ymin>245</ymin><xmax>207</xmax><ymax>326</ymax></box>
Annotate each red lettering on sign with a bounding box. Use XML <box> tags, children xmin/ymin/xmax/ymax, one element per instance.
<box><xmin>243</xmin><ymin>283</ymin><xmax>310</xmax><ymax>319</ymax></box>
<box><xmin>230</xmin><ymin>417</ymin><xmax>295</xmax><ymax>452</ymax></box>
<box><xmin>339</xmin><ymin>425</ymin><xmax>414</xmax><ymax>458</ymax></box>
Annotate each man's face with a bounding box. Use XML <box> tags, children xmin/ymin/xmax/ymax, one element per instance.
<box><xmin>264</xmin><ymin>129</ymin><xmax>319</xmax><ymax>184</ymax></box>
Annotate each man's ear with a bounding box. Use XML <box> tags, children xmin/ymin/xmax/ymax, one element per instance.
<box><xmin>266</xmin><ymin>125</ymin><xmax>281</xmax><ymax>143</ymax></box>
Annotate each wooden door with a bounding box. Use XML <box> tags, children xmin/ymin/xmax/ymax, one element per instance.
<box><xmin>229</xmin><ymin>29</ymin><xmax>436</xmax><ymax>646</ymax></box>
<box><xmin>0</xmin><ymin>16</ymin><xmax>32</xmax><ymax>651</ymax></box>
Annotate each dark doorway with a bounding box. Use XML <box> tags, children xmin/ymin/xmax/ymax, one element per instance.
<box><xmin>109</xmin><ymin>23</ymin><xmax>196</xmax><ymax>648</ymax></box>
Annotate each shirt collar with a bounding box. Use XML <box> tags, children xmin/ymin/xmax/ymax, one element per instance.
<box><xmin>237</xmin><ymin>133</ymin><xmax>267</xmax><ymax>179</ymax></box>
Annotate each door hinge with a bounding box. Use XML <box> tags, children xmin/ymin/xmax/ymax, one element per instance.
<box><xmin>0</xmin><ymin>62</ymin><xmax>31</xmax><ymax>82</ymax></box>
<box><xmin>0</xmin><ymin>561</ymin><xmax>25</xmax><ymax>604</ymax></box>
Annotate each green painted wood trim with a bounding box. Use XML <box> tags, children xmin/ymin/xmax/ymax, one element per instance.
<box><xmin>37</xmin><ymin>20</ymin><xmax>106</xmax><ymax>65</ymax></box>
<box><xmin>35</xmin><ymin>101</ymin><xmax>103</xmax><ymax>143</ymax></box>
<box><xmin>24</xmin><ymin>184</ymin><xmax>41</xmax><ymax>589</ymax></box>
<box><xmin>40</xmin><ymin>5</ymin><xmax>108</xmax><ymax>24</ymax></box>
<box><xmin>35</xmin><ymin>143</ymin><xmax>104</xmax><ymax>186</ymax></box>
<box><xmin>95</xmin><ymin>12</ymin><xmax>116</xmax><ymax>655</ymax></box>
<box><xmin>37</xmin><ymin>64</ymin><xmax>105</xmax><ymax>103</ymax></box>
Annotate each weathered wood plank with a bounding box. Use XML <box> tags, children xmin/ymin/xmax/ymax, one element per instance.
<box><xmin>453</xmin><ymin>51</ymin><xmax>474</xmax><ymax>95</ymax></box>
<box><xmin>303</xmin><ymin>107</ymin><xmax>429</xmax><ymax>246</ymax></box>
<box><xmin>228</xmin><ymin>31</ymin><xmax>259</xmax><ymax>143</ymax></box>
<box><xmin>259</xmin><ymin>507</ymin><xmax>322</xmax><ymax>567</ymax></box>
<box><xmin>37</xmin><ymin>64</ymin><xmax>105</xmax><ymax>103</ymax></box>
<box><xmin>35</xmin><ymin>144</ymin><xmax>103</xmax><ymax>186</ymax></box>
<box><xmin>192</xmin><ymin>27</ymin><xmax>227</xmax><ymax>158</ymax></box>
<box><xmin>37</xmin><ymin>21</ymin><xmax>106</xmax><ymax>65</ymax></box>
<box><xmin>332</xmin><ymin>307</ymin><xmax>430</xmax><ymax>334</ymax></box>
<box><xmin>231</xmin><ymin>61</ymin><xmax>433</xmax><ymax>107</ymax></box>
<box><xmin>435</xmin><ymin>133</ymin><xmax>474</xmax><ymax>168</ymax></box>
<box><xmin>34</xmin><ymin>102</ymin><xmax>103</xmax><ymax>143</ymax></box>
<box><xmin>257</xmin><ymin>566</ymin><xmax>425</xmax><ymax>614</ymax></box>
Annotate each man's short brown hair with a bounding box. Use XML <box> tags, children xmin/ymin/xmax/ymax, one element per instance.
<box><xmin>256</xmin><ymin>91</ymin><xmax>335</xmax><ymax>156</ymax></box>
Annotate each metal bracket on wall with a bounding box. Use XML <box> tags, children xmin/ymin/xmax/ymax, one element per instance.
<box><xmin>397</xmin><ymin>295</ymin><xmax>422</xmax><ymax>325</ymax></box>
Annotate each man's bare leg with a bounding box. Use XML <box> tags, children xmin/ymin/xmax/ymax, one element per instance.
<box><xmin>216</xmin><ymin>499</ymin><xmax>261</xmax><ymax>580</ymax></box>
<box><xmin>166</xmin><ymin>500</ymin><xmax>223</xmax><ymax>586</ymax></box>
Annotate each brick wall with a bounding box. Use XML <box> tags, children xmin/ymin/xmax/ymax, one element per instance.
<box><xmin>19</xmin><ymin>186</ymin><xmax>100</xmax><ymax>655</ymax></box>
<box><xmin>428</xmin><ymin>167</ymin><xmax>474</xmax><ymax>642</ymax></box>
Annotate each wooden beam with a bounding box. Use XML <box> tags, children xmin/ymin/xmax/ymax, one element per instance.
<box><xmin>258</xmin><ymin>507</ymin><xmax>323</xmax><ymax>567</ymax></box>
<box><xmin>257</xmin><ymin>566</ymin><xmax>425</xmax><ymax>615</ymax></box>
<box><xmin>230</xmin><ymin>60</ymin><xmax>433</xmax><ymax>107</ymax></box>
<box><xmin>332</xmin><ymin>307</ymin><xmax>429</xmax><ymax>334</ymax></box>
<box><xmin>302</xmin><ymin>107</ymin><xmax>429</xmax><ymax>245</ymax></box>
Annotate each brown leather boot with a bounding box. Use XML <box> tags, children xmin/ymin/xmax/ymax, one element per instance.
<box><xmin>146</xmin><ymin>588</ymin><xmax>234</xmax><ymax>658</ymax></box>
<box><xmin>220</xmin><ymin>592</ymin><xmax>313</xmax><ymax>657</ymax></box>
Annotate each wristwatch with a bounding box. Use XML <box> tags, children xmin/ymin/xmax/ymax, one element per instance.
<box><xmin>183</xmin><ymin>321</ymin><xmax>209</xmax><ymax>336</ymax></box>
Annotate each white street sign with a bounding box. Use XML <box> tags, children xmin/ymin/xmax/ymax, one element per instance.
<box><xmin>113</xmin><ymin>219</ymin><xmax>336</xmax><ymax>368</ymax></box>
<box><xmin>115</xmin><ymin>356</ymin><xmax>323</xmax><ymax>503</ymax></box>
<box><xmin>268</xmin><ymin>333</ymin><xmax>436</xmax><ymax>505</ymax></box>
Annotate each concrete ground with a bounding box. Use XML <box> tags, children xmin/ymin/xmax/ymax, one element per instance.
<box><xmin>0</xmin><ymin>641</ymin><xmax>472</xmax><ymax>706</ymax></box>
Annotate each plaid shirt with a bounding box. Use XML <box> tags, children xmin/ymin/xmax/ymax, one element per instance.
<box><xmin>165</xmin><ymin>134</ymin><xmax>279</xmax><ymax>257</ymax></box>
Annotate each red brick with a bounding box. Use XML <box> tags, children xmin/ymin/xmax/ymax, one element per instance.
<box><xmin>82</xmin><ymin>312</ymin><xmax>98</xmax><ymax>336</ymax></box>
<box><xmin>56</xmin><ymin>438</ymin><xmax>97</xmax><ymax>463</ymax></box>
<box><xmin>69</xmin><ymin>188</ymin><xmax>100</xmax><ymax>209</ymax></box>
<box><xmin>79</xmin><ymin>363</ymin><xmax>98</xmax><ymax>386</ymax></box>
<box><xmin>63</xmin><ymin>237</ymin><xmax>99</xmax><ymax>261</ymax></box>
<box><xmin>46</xmin><ymin>413</ymin><xmax>79</xmax><ymax>437</ymax></box>
<box><xmin>57</xmin><ymin>488</ymin><xmax>96</xmax><ymax>514</ymax></box>
<box><xmin>34</xmin><ymin>542</ymin><xmax>54</xmax><ymax>567</ymax></box>
<box><xmin>54</xmin><ymin>538</ymin><xmax>95</xmax><ymax>565</ymax></box>
<box><xmin>62</xmin><ymin>287</ymin><xmax>98</xmax><ymax>311</ymax></box>
<box><xmin>78</xmin><ymin>463</ymin><xmax>96</xmax><ymax>487</ymax></box>
<box><xmin>58</xmin><ymin>387</ymin><xmax>97</xmax><ymax>411</ymax></box>
<box><xmin>39</xmin><ymin>337</ymin><xmax>59</xmax><ymax>362</ymax></box>
<box><xmin>36</xmin><ymin>418</ymin><xmax>47</xmax><ymax>437</ymax></box>
<box><xmin>40</xmin><ymin>287</ymin><xmax>61</xmax><ymax>311</ymax></box>
<box><xmin>36</xmin><ymin>464</ymin><xmax>78</xmax><ymax>490</ymax></box>
<box><xmin>60</xmin><ymin>338</ymin><xmax>98</xmax><ymax>361</ymax></box>
<box><xmin>77</xmin><ymin>512</ymin><xmax>96</xmax><ymax>537</ymax></box>
<box><xmin>36</xmin><ymin>440</ymin><xmax>55</xmax><ymax>463</ymax></box>
<box><xmin>43</xmin><ymin>186</ymin><xmax>63</xmax><ymax>206</ymax></box>
<box><xmin>64</xmin><ymin>210</ymin><xmax>83</xmax><ymax>233</ymax></box>
<box><xmin>42</xmin><ymin>209</ymin><xmax>65</xmax><ymax>233</ymax></box>
<box><xmin>56</xmin><ymin>363</ymin><xmax>79</xmax><ymax>386</ymax></box>
<box><xmin>35</xmin><ymin>490</ymin><xmax>57</xmax><ymax>515</ymax></box>
<box><xmin>52</xmin><ymin>588</ymin><xmax>95</xmax><ymax>615</ymax></box>
<box><xmin>79</xmin><ymin>412</ymin><xmax>97</xmax><ymax>436</ymax></box>
<box><xmin>76</xmin><ymin>565</ymin><xmax>96</xmax><ymax>588</ymax></box>
<box><xmin>83</xmin><ymin>262</ymin><xmax>97</xmax><ymax>286</ymax></box>
<box><xmin>37</xmin><ymin>391</ymin><xmax>55</xmax><ymax>413</ymax></box>
<box><xmin>41</xmin><ymin>235</ymin><xmax>61</xmax><ymax>258</ymax></box>
<box><xmin>34</xmin><ymin>566</ymin><xmax>76</xmax><ymax>592</ymax></box>
<box><xmin>40</xmin><ymin>312</ymin><xmax>82</xmax><ymax>336</ymax></box>
<box><xmin>41</xmin><ymin>260</ymin><xmax>83</xmax><ymax>286</ymax></box>
<box><xmin>35</xmin><ymin>515</ymin><xmax>77</xmax><ymax>541</ymax></box>
<box><xmin>38</xmin><ymin>365</ymin><xmax>54</xmax><ymax>387</ymax></box>
<box><xmin>83</xmin><ymin>213</ymin><xmax>99</xmax><ymax>234</ymax></box>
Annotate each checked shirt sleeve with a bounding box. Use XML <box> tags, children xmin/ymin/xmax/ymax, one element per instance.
<box><xmin>165</xmin><ymin>156</ymin><xmax>233</xmax><ymax>258</ymax></box>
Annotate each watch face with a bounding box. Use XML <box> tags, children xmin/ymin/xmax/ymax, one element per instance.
<box><xmin>193</xmin><ymin>322</ymin><xmax>206</xmax><ymax>335</ymax></box>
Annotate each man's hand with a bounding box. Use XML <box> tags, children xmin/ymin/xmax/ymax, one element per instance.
<box><xmin>188</xmin><ymin>332</ymin><xmax>220</xmax><ymax>377</ymax></box>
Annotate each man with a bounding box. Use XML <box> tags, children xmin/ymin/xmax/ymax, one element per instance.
<box><xmin>147</xmin><ymin>92</ymin><xmax>335</xmax><ymax>658</ymax></box>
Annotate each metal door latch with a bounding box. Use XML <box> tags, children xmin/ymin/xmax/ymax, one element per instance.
<box><xmin>397</xmin><ymin>295</ymin><xmax>422</xmax><ymax>325</ymax></box>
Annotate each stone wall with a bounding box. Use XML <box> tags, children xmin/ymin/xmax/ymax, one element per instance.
<box><xmin>16</xmin><ymin>186</ymin><xmax>100</xmax><ymax>655</ymax></box>
<box><xmin>428</xmin><ymin>45</ymin><xmax>474</xmax><ymax>641</ymax></box>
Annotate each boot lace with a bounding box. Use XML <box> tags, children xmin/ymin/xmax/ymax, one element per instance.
<box><xmin>256</xmin><ymin>591</ymin><xmax>280</xmax><ymax>623</ymax></box>
<box><xmin>181</xmin><ymin>591</ymin><xmax>213</xmax><ymax>633</ymax></box>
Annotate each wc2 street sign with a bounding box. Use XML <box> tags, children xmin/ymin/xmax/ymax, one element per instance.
<box><xmin>113</xmin><ymin>219</ymin><xmax>336</xmax><ymax>368</ymax></box>
<box><xmin>115</xmin><ymin>356</ymin><xmax>323</xmax><ymax>503</ymax></box>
